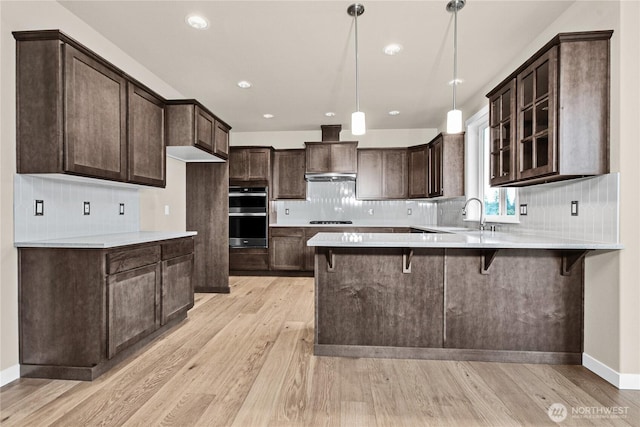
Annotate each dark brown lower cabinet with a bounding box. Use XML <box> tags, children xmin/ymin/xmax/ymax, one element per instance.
<box><xmin>269</xmin><ymin>228</ymin><xmax>305</xmax><ymax>271</ymax></box>
<box><xmin>315</xmin><ymin>247</ymin><xmax>584</xmax><ymax>364</ymax></box>
<box><xmin>18</xmin><ymin>236</ymin><xmax>194</xmax><ymax>381</ymax></box>
<box><xmin>161</xmin><ymin>240</ymin><xmax>194</xmax><ymax>325</ymax></box>
<box><xmin>444</xmin><ymin>249</ymin><xmax>582</xmax><ymax>354</ymax></box>
<box><xmin>316</xmin><ymin>248</ymin><xmax>444</xmax><ymax>348</ymax></box>
<box><xmin>108</xmin><ymin>263</ymin><xmax>160</xmax><ymax>359</ymax></box>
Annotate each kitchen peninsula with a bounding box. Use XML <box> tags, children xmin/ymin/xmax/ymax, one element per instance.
<box><xmin>309</xmin><ymin>230</ymin><xmax>622</xmax><ymax>365</ymax></box>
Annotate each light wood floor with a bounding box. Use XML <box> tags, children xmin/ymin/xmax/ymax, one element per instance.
<box><xmin>1</xmin><ymin>276</ymin><xmax>639</xmax><ymax>426</ymax></box>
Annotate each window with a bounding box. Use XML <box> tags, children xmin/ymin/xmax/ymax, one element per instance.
<box><xmin>482</xmin><ymin>126</ymin><xmax>518</xmax><ymax>220</ymax></box>
<box><xmin>465</xmin><ymin>106</ymin><xmax>518</xmax><ymax>224</ymax></box>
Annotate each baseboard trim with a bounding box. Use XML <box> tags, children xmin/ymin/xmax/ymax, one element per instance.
<box><xmin>0</xmin><ymin>364</ymin><xmax>20</xmax><ymax>387</ymax></box>
<box><xmin>583</xmin><ymin>353</ymin><xmax>640</xmax><ymax>390</ymax></box>
<box><xmin>315</xmin><ymin>344</ymin><xmax>581</xmax><ymax>365</ymax></box>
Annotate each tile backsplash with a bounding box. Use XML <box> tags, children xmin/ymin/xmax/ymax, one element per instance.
<box><xmin>14</xmin><ymin>174</ymin><xmax>140</xmax><ymax>242</ymax></box>
<box><xmin>273</xmin><ymin>181</ymin><xmax>436</xmax><ymax>226</ymax></box>
<box><xmin>437</xmin><ymin>173</ymin><xmax>620</xmax><ymax>243</ymax></box>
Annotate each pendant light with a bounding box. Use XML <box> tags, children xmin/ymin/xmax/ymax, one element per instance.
<box><xmin>348</xmin><ymin>3</ymin><xmax>366</xmax><ymax>136</ymax></box>
<box><xmin>446</xmin><ymin>0</ymin><xmax>465</xmax><ymax>134</ymax></box>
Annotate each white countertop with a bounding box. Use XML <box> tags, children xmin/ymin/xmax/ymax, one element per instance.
<box><xmin>307</xmin><ymin>230</ymin><xmax>623</xmax><ymax>250</ymax></box>
<box><xmin>15</xmin><ymin>231</ymin><xmax>197</xmax><ymax>249</ymax></box>
<box><xmin>270</xmin><ymin>223</ymin><xmax>408</xmax><ymax>228</ymax></box>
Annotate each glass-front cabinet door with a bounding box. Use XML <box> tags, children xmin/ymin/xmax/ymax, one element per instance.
<box><xmin>489</xmin><ymin>79</ymin><xmax>516</xmax><ymax>186</ymax></box>
<box><xmin>516</xmin><ymin>47</ymin><xmax>557</xmax><ymax>180</ymax></box>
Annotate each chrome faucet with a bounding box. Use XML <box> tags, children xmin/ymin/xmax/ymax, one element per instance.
<box><xmin>462</xmin><ymin>197</ymin><xmax>485</xmax><ymax>230</ymax></box>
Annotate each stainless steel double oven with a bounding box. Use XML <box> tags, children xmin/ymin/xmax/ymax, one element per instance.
<box><xmin>229</xmin><ymin>187</ymin><xmax>268</xmax><ymax>248</ymax></box>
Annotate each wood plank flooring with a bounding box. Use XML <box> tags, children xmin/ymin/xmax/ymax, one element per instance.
<box><xmin>1</xmin><ymin>276</ymin><xmax>639</xmax><ymax>426</ymax></box>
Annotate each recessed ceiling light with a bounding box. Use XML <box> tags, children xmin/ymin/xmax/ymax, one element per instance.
<box><xmin>448</xmin><ymin>78</ymin><xmax>464</xmax><ymax>86</ymax></box>
<box><xmin>383</xmin><ymin>43</ymin><xmax>403</xmax><ymax>55</ymax></box>
<box><xmin>237</xmin><ymin>80</ymin><xmax>252</xmax><ymax>89</ymax></box>
<box><xmin>325</xmin><ymin>112</ymin><xmax>336</xmax><ymax>117</ymax></box>
<box><xmin>388</xmin><ymin>110</ymin><xmax>400</xmax><ymax>116</ymax></box>
<box><xmin>185</xmin><ymin>14</ymin><xmax>209</xmax><ymax>30</ymax></box>
<box><xmin>263</xmin><ymin>114</ymin><xmax>274</xmax><ymax>119</ymax></box>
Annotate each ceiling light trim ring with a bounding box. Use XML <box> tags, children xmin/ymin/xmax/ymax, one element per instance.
<box><xmin>185</xmin><ymin>14</ymin><xmax>209</xmax><ymax>30</ymax></box>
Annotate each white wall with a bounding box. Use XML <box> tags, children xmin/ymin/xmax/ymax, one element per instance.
<box><xmin>139</xmin><ymin>158</ymin><xmax>187</xmax><ymax>232</ymax></box>
<box><xmin>0</xmin><ymin>0</ymin><xmax>187</xmax><ymax>384</ymax></box>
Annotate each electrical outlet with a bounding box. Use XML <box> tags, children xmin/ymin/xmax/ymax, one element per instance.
<box><xmin>368</xmin><ymin>208</ymin><xmax>374</xmax><ymax>216</ymax></box>
<box><xmin>571</xmin><ymin>201</ymin><xmax>579</xmax><ymax>216</ymax></box>
<box><xmin>119</xmin><ymin>203</ymin><xmax>125</xmax><ymax>215</ymax></box>
<box><xmin>35</xmin><ymin>200</ymin><xmax>44</xmax><ymax>216</ymax></box>
<box><xmin>285</xmin><ymin>208</ymin><xmax>290</xmax><ymax>215</ymax></box>
<box><xmin>519</xmin><ymin>204</ymin><xmax>528</xmax><ymax>216</ymax></box>
<box><xmin>83</xmin><ymin>201</ymin><xmax>90</xmax><ymax>215</ymax></box>
<box><xmin>164</xmin><ymin>205</ymin><xmax>170</xmax><ymax>216</ymax></box>
<box><xmin>407</xmin><ymin>208</ymin><xmax>412</xmax><ymax>216</ymax></box>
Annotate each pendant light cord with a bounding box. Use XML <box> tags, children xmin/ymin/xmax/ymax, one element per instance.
<box><xmin>354</xmin><ymin>7</ymin><xmax>360</xmax><ymax>113</ymax></box>
<box><xmin>452</xmin><ymin>1</ymin><xmax>458</xmax><ymax>110</ymax></box>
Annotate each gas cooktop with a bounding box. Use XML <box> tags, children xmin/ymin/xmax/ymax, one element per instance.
<box><xmin>309</xmin><ymin>220</ymin><xmax>353</xmax><ymax>225</ymax></box>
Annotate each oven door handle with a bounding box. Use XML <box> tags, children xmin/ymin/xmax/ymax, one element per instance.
<box><xmin>229</xmin><ymin>212</ymin><xmax>267</xmax><ymax>217</ymax></box>
<box><xmin>229</xmin><ymin>192</ymin><xmax>268</xmax><ymax>197</ymax></box>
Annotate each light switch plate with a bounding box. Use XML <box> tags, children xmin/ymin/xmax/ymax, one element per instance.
<box><xmin>84</xmin><ymin>201</ymin><xmax>90</xmax><ymax>215</ymax></box>
<box><xmin>35</xmin><ymin>200</ymin><xmax>44</xmax><ymax>216</ymax></box>
<box><xmin>571</xmin><ymin>201</ymin><xmax>579</xmax><ymax>216</ymax></box>
<box><xmin>119</xmin><ymin>203</ymin><xmax>125</xmax><ymax>215</ymax></box>
<box><xmin>519</xmin><ymin>204</ymin><xmax>528</xmax><ymax>216</ymax></box>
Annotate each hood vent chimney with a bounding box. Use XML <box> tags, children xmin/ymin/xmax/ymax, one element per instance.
<box><xmin>321</xmin><ymin>125</ymin><xmax>342</xmax><ymax>142</ymax></box>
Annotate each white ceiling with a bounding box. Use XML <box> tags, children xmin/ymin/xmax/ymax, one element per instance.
<box><xmin>58</xmin><ymin>0</ymin><xmax>574</xmax><ymax>132</ymax></box>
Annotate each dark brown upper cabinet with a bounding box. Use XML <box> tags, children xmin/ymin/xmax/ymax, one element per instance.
<box><xmin>15</xmin><ymin>32</ymin><xmax>127</xmax><ymax>182</ymax></box>
<box><xmin>428</xmin><ymin>133</ymin><xmax>464</xmax><ymax>198</ymax></box>
<box><xmin>305</xmin><ymin>141</ymin><xmax>358</xmax><ymax>174</ymax></box>
<box><xmin>487</xmin><ymin>30</ymin><xmax>612</xmax><ymax>186</ymax></box>
<box><xmin>229</xmin><ymin>147</ymin><xmax>272</xmax><ymax>184</ymax></box>
<box><xmin>128</xmin><ymin>82</ymin><xmax>166</xmax><ymax>187</ymax></box>
<box><xmin>408</xmin><ymin>145</ymin><xmax>428</xmax><ymax>198</ymax></box>
<box><xmin>409</xmin><ymin>133</ymin><xmax>464</xmax><ymax>199</ymax></box>
<box><xmin>13</xmin><ymin>30</ymin><xmax>168</xmax><ymax>187</ymax></box>
<box><xmin>357</xmin><ymin>149</ymin><xmax>408</xmax><ymax>200</ymax></box>
<box><xmin>214</xmin><ymin>120</ymin><xmax>230</xmax><ymax>159</ymax></box>
<box><xmin>166</xmin><ymin>100</ymin><xmax>231</xmax><ymax>161</ymax></box>
<box><xmin>488</xmin><ymin>79</ymin><xmax>517</xmax><ymax>186</ymax></box>
<box><xmin>272</xmin><ymin>149</ymin><xmax>306</xmax><ymax>199</ymax></box>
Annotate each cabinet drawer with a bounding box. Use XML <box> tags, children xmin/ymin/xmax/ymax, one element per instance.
<box><xmin>107</xmin><ymin>245</ymin><xmax>161</xmax><ymax>274</ymax></box>
<box><xmin>270</xmin><ymin>227</ymin><xmax>304</xmax><ymax>238</ymax></box>
<box><xmin>229</xmin><ymin>248</ymin><xmax>269</xmax><ymax>271</ymax></box>
<box><xmin>162</xmin><ymin>238</ymin><xmax>194</xmax><ymax>261</ymax></box>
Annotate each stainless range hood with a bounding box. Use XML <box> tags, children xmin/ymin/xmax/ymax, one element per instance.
<box><xmin>304</xmin><ymin>172</ymin><xmax>357</xmax><ymax>182</ymax></box>
<box><xmin>304</xmin><ymin>125</ymin><xmax>358</xmax><ymax>182</ymax></box>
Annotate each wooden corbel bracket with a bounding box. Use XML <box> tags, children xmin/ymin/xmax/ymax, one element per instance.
<box><xmin>403</xmin><ymin>248</ymin><xmax>414</xmax><ymax>274</ymax></box>
<box><xmin>481</xmin><ymin>249</ymin><xmax>499</xmax><ymax>274</ymax></box>
<box><xmin>561</xmin><ymin>250</ymin><xmax>589</xmax><ymax>276</ymax></box>
<box><xmin>326</xmin><ymin>249</ymin><xmax>335</xmax><ymax>272</ymax></box>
